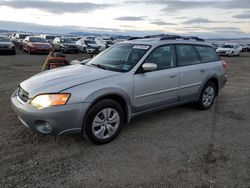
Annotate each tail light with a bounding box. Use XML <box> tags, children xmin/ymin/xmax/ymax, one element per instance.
<box><xmin>220</xmin><ymin>56</ymin><xmax>227</xmax><ymax>71</ymax></box>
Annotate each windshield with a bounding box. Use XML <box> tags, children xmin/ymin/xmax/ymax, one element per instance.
<box><xmin>61</xmin><ymin>38</ymin><xmax>74</xmax><ymax>43</ymax></box>
<box><xmin>87</xmin><ymin>44</ymin><xmax>150</xmax><ymax>72</ymax></box>
<box><xmin>85</xmin><ymin>40</ymin><xmax>96</xmax><ymax>44</ymax></box>
<box><xmin>106</xmin><ymin>41</ymin><xmax>113</xmax><ymax>45</ymax></box>
<box><xmin>46</xmin><ymin>36</ymin><xmax>55</xmax><ymax>40</ymax></box>
<box><xmin>19</xmin><ymin>34</ymin><xmax>29</xmax><ymax>39</ymax></box>
<box><xmin>30</xmin><ymin>37</ymin><xmax>47</xmax><ymax>43</ymax></box>
<box><xmin>0</xmin><ymin>37</ymin><xmax>10</xmax><ymax>42</ymax></box>
<box><xmin>222</xmin><ymin>45</ymin><xmax>234</xmax><ymax>48</ymax></box>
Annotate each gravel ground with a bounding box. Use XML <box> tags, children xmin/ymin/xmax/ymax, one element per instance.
<box><xmin>0</xmin><ymin>50</ymin><xmax>250</xmax><ymax>188</ymax></box>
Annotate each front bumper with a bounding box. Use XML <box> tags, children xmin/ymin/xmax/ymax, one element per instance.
<box><xmin>86</xmin><ymin>48</ymin><xmax>100</xmax><ymax>54</ymax></box>
<box><xmin>0</xmin><ymin>47</ymin><xmax>14</xmax><ymax>52</ymax></box>
<box><xmin>11</xmin><ymin>91</ymin><xmax>90</xmax><ymax>135</ymax></box>
<box><xmin>61</xmin><ymin>47</ymin><xmax>79</xmax><ymax>53</ymax></box>
<box><xmin>217</xmin><ymin>51</ymin><xmax>232</xmax><ymax>56</ymax></box>
<box><xmin>30</xmin><ymin>47</ymin><xmax>52</xmax><ymax>54</ymax></box>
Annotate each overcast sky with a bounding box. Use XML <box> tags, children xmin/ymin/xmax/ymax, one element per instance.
<box><xmin>0</xmin><ymin>0</ymin><xmax>250</xmax><ymax>38</ymax></box>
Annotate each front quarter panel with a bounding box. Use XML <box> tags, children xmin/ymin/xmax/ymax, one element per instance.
<box><xmin>62</xmin><ymin>72</ymin><xmax>133</xmax><ymax>108</ymax></box>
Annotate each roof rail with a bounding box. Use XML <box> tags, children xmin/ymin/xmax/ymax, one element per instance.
<box><xmin>127</xmin><ymin>37</ymin><xmax>143</xmax><ymax>40</ymax></box>
<box><xmin>128</xmin><ymin>34</ymin><xmax>205</xmax><ymax>42</ymax></box>
<box><xmin>160</xmin><ymin>35</ymin><xmax>205</xmax><ymax>42</ymax></box>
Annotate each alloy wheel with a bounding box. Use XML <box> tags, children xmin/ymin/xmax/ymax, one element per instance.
<box><xmin>202</xmin><ymin>86</ymin><xmax>215</xmax><ymax>107</ymax></box>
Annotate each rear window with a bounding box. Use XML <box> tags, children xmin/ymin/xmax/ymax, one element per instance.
<box><xmin>176</xmin><ymin>45</ymin><xmax>200</xmax><ymax>66</ymax></box>
<box><xmin>194</xmin><ymin>45</ymin><xmax>220</xmax><ymax>63</ymax></box>
<box><xmin>46</xmin><ymin>36</ymin><xmax>55</xmax><ymax>40</ymax></box>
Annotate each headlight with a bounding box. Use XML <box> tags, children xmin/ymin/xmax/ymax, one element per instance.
<box><xmin>31</xmin><ymin>93</ymin><xmax>70</xmax><ymax>109</ymax></box>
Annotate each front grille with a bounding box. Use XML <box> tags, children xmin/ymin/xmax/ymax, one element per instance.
<box><xmin>218</xmin><ymin>51</ymin><xmax>228</xmax><ymax>55</ymax></box>
<box><xmin>17</xmin><ymin>87</ymin><xmax>29</xmax><ymax>103</ymax></box>
<box><xmin>69</xmin><ymin>46</ymin><xmax>76</xmax><ymax>48</ymax></box>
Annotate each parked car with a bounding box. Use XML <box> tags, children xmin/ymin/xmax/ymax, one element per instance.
<box><xmin>11</xmin><ymin>35</ymin><xmax>227</xmax><ymax>144</ymax></box>
<box><xmin>95</xmin><ymin>37</ymin><xmax>114</xmax><ymax>51</ymax></box>
<box><xmin>14</xmin><ymin>33</ymin><xmax>30</xmax><ymax>49</ymax></box>
<box><xmin>22</xmin><ymin>36</ymin><xmax>52</xmax><ymax>54</ymax></box>
<box><xmin>40</xmin><ymin>34</ymin><xmax>56</xmax><ymax>44</ymax></box>
<box><xmin>76</xmin><ymin>38</ymin><xmax>101</xmax><ymax>54</ymax></box>
<box><xmin>216</xmin><ymin>43</ymin><xmax>241</xmax><ymax>56</ymax></box>
<box><xmin>52</xmin><ymin>37</ymin><xmax>79</xmax><ymax>53</ymax></box>
<box><xmin>240</xmin><ymin>44</ymin><xmax>248</xmax><ymax>52</ymax></box>
<box><xmin>0</xmin><ymin>35</ymin><xmax>16</xmax><ymax>55</ymax></box>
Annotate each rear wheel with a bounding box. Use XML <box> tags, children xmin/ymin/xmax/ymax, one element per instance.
<box><xmin>83</xmin><ymin>99</ymin><xmax>124</xmax><ymax>144</ymax></box>
<box><xmin>197</xmin><ymin>82</ymin><xmax>216</xmax><ymax>110</ymax></box>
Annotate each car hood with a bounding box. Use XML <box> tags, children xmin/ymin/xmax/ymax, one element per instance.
<box><xmin>30</xmin><ymin>42</ymin><xmax>51</xmax><ymax>46</ymax></box>
<box><xmin>86</xmin><ymin>43</ymin><xmax>101</xmax><ymax>49</ymax></box>
<box><xmin>62</xmin><ymin>43</ymin><xmax>76</xmax><ymax>46</ymax></box>
<box><xmin>20</xmin><ymin>64</ymin><xmax>119</xmax><ymax>98</ymax></box>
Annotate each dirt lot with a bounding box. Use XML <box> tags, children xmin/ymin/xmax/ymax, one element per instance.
<box><xmin>0</xmin><ymin>49</ymin><xmax>250</xmax><ymax>188</ymax></box>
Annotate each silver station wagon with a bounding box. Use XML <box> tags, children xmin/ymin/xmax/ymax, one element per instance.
<box><xmin>11</xmin><ymin>35</ymin><xmax>227</xmax><ymax>144</ymax></box>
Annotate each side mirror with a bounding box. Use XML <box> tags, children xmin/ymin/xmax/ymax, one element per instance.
<box><xmin>142</xmin><ymin>63</ymin><xmax>157</xmax><ymax>72</ymax></box>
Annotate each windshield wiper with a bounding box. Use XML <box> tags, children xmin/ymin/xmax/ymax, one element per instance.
<box><xmin>91</xmin><ymin>63</ymin><xmax>108</xmax><ymax>70</ymax></box>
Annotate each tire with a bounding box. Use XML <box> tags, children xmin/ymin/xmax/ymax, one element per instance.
<box><xmin>12</xmin><ymin>48</ymin><xmax>16</xmax><ymax>55</ymax></box>
<box><xmin>28</xmin><ymin>47</ymin><xmax>32</xmax><ymax>55</ymax></box>
<box><xmin>197</xmin><ymin>81</ymin><xmax>217</xmax><ymax>110</ymax></box>
<box><xmin>83</xmin><ymin>99</ymin><xmax>124</xmax><ymax>144</ymax></box>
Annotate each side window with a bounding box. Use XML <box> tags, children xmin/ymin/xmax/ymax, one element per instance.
<box><xmin>176</xmin><ymin>45</ymin><xmax>200</xmax><ymax>66</ymax></box>
<box><xmin>145</xmin><ymin>45</ymin><xmax>175</xmax><ymax>70</ymax></box>
<box><xmin>194</xmin><ymin>45</ymin><xmax>220</xmax><ymax>63</ymax></box>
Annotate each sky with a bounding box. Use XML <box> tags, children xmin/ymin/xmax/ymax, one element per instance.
<box><xmin>0</xmin><ymin>0</ymin><xmax>250</xmax><ymax>38</ymax></box>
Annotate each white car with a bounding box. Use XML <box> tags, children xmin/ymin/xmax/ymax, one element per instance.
<box><xmin>95</xmin><ymin>37</ymin><xmax>114</xmax><ymax>51</ymax></box>
<box><xmin>76</xmin><ymin>38</ymin><xmax>101</xmax><ymax>54</ymax></box>
<box><xmin>40</xmin><ymin>34</ymin><xmax>56</xmax><ymax>44</ymax></box>
<box><xmin>216</xmin><ymin>43</ymin><xmax>241</xmax><ymax>56</ymax></box>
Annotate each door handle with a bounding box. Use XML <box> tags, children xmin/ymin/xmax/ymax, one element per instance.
<box><xmin>169</xmin><ymin>74</ymin><xmax>177</xmax><ymax>78</ymax></box>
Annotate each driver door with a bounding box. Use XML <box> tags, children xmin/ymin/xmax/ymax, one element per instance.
<box><xmin>133</xmin><ymin>45</ymin><xmax>179</xmax><ymax>113</ymax></box>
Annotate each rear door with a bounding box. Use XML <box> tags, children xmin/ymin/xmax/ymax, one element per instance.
<box><xmin>176</xmin><ymin>44</ymin><xmax>208</xmax><ymax>100</ymax></box>
<box><xmin>133</xmin><ymin>45</ymin><xmax>179</xmax><ymax>112</ymax></box>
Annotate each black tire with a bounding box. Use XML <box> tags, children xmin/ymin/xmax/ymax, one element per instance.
<box><xmin>83</xmin><ymin>99</ymin><xmax>124</xmax><ymax>144</ymax></box>
<box><xmin>28</xmin><ymin>47</ymin><xmax>32</xmax><ymax>55</ymax></box>
<box><xmin>84</xmin><ymin>48</ymin><xmax>87</xmax><ymax>54</ymax></box>
<box><xmin>12</xmin><ymin>47</ymin><xmax>16</xmax><ymax>55</ymax></box>
<box><xmin>197</xmin><ymin>81</ymin><xmax>217</xmax><ymax>110</ymax></box>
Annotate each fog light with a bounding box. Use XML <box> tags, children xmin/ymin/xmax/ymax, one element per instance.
<box><xmin>35</xmin><ymin>120</ymin><xmax>53</xmax><ymax>134</ymax></box>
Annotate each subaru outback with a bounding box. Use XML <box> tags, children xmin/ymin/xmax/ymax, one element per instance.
<box><xmin>11</xmin><ymin>35</ymin><xmax>227</xmax><ymax>144</ymax></box>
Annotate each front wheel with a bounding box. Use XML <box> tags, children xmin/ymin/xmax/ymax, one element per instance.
<box><xmin>83</xmin><ymin>99</ymin><xmax>124</xmax><ymax>144</ymax></box>
<box><xmin>197</xmin><ymin>82</ymin><xmax>216</xmax><ymax>110</ymax></box>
